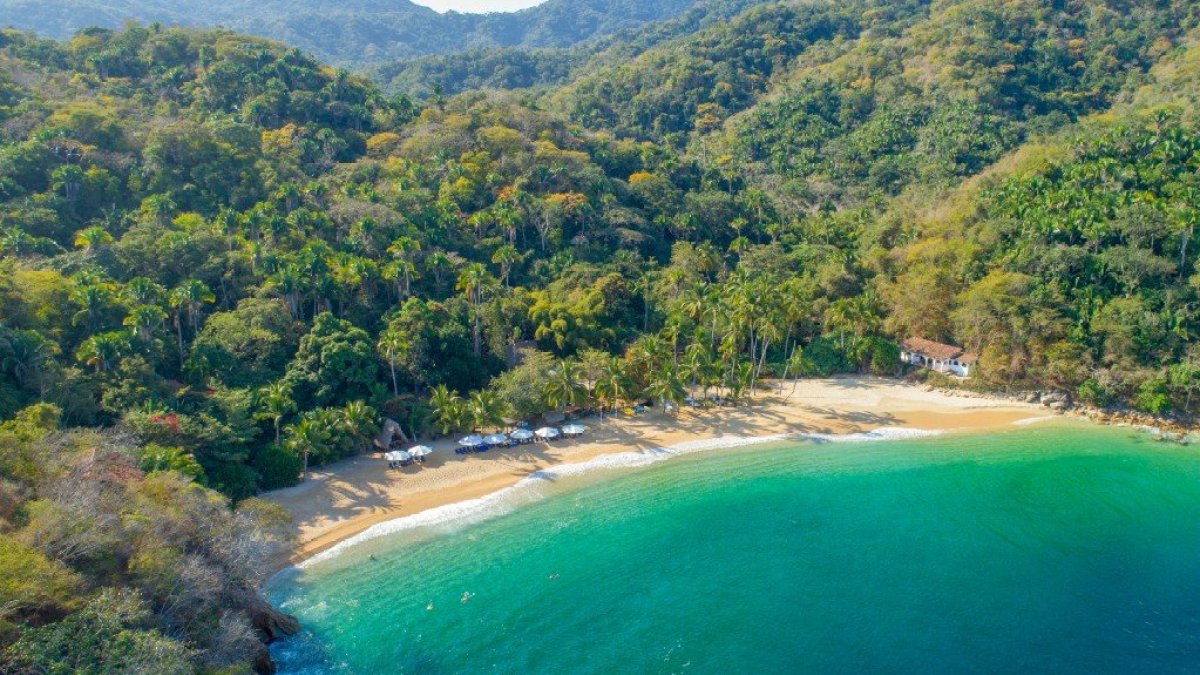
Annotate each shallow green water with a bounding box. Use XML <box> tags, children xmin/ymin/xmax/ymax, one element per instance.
<box><xmin>269</xmin><ymin>426</ymin><xmax>1200</xmax><ymax>674</ymax></box>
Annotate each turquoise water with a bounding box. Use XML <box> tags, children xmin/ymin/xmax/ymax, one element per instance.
<box><xmin>269</xmin><ymin>426</ymin><xmax>1200</xmax><ymax>674</ymax></box>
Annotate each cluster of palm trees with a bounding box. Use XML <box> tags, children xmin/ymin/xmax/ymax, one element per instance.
<box><xmin>429</xmin><ymin>385</ymin><xmax>506</xmax><ymax>435</ymax></box>
<box><xmin>278</xmin><ymin>397</ymin><xmax>378</xmax><ymax>476</ymax></box>
<box><xmin>415</xmin><ymin>269</ymin><xmax>828</xmax><ymax>436</ymax></box>
<box><xmin>68</xmin><ymin>270</ymin><xmax>219</xmax><ymax>374</ymax></box>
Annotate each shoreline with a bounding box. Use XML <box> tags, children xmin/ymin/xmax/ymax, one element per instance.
<box><xmin>263</xmin><ymin>377</ymin><xmax>1060</xmax><ymax>572</ymax></box>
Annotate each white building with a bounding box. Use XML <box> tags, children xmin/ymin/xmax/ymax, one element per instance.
<box><xmin>900</xmin><ymin>337</ymin><xmax>977</xmax><ymax>378</ymax></box>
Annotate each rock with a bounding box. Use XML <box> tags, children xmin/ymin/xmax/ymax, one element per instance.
<box><xmin>1024</xmin><ymin>391</ymin><xmax>1041</xmax><ymax>404</ymax></box>
<box><xmin>252</xmin><ymin>606</ymin><xmax>300</xmax><ymax>642</ymax></box>
<box><xmin>246</xmin><ymin>600</ymin><xmax>300</xmax><ymax>675</ymax></box>
<box><xmin>254</xmin><ymin>644</ymin><xmax>277</xmax><ymax>674</ymax></box>
<box><xmin>1040</xmin><ymin>391</ymin><xmax>1072</xmax><ymax>410</ymax></box>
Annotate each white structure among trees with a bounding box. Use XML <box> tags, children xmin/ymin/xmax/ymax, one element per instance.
<box><xmin>900</xmin><ymin>337</ymin><xmax>977</xmax><ymax>378</ymax></box>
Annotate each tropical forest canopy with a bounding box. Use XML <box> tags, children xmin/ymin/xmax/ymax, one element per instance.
<box><xmin>5</xmin><ymin>0</ymin><xmax>1200</xmax><ymax>670</ymax></box>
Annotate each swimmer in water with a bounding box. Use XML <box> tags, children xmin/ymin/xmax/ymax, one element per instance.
<box><xmin>460</xmin><ymin>591</ymin><xmax>474</xmax><ymax>604</ymax></box>
<box><xmin>548</xmin><ymin>573</ymin><xmax>559</xmax><ymax>580</ymax></box>
<box><xmin>426</xmin><ymin>601</ymin><xmax>434</xmax><ymax>611</ymax></box>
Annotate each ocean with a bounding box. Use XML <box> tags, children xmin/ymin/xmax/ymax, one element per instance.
<box><xmin>268</xmin><ymin>424</ymin><xmax>1200</xmax><ymax>674</ymax></box>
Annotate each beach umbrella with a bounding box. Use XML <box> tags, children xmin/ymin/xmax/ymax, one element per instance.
<box><xmin>394</xmin><ymin>450</ymin><xmax>412</xmax><ymax>462</ymax></box>
<box><xmin>535</xmin><ymin>427</ymin><xmax>561</xmax><ymax>440</ymax></box>
<box><xmin>408</xmin><ymin>446</ymin><xmax>432</xmax><ymax>459</ymax></box>
<box><xmin>459</xmin><ymin>435</ymin><xmax>485</xmax><ymax>447</ymax></box>
<box><xmin>485</xmin><ymin>433</ymin><xmax>509</xmax><ymax>445</ymax></box>
<box><xmin>383</xmin><ymin>451</ymin><xmax>399</xmax><ymax>462</ymax></box>
<box><xmin>562</xmin><ymin>423</ymin><xmax>586</xmax><ymax>436</ymax></box>
<box><xmin>510</xmin><ymin>429</ymin><xmax>534</xmax><ymax>441</ymax></box>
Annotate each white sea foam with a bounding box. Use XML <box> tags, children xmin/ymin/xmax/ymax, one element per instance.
<box><xmin>293</xmin><ymin>426</ymin><xmax>941</xmax><ymax>570</ymax></box>
<box><xmin>797</xmin><ymin>427</ymin><xmax>943</xmax><ymax>443</ymax></box>
<box><xmin>1012</xmin><ymin>415</ymin><xmax>1060</xmax><ymax>426</ymax></box>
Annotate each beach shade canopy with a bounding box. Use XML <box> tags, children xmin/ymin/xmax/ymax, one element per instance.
<box><xmin>408</xmin><ymin>446</ymin><xmax>432</xmax><ymax>458</ymax></box>
<box><xmin>459</xmin><ymin>435</ymin><xmax>485</xmax><ymax>447</ymax></box>
<box><xmin>561</xmin><ymin>424</ymin><xmax>586</xmax><ymax>436</ymax></box>
<box><xmin>484</xmin><ymin>433</ymin><xmax>509</xmax><ymax>445</ymax></box>
<box><xmin>509</xmin><ymin>429</ymin><xmax>534</xmax><ymax>440</ymax></box>
<box><xmin>535</xmin><ymin>427</ymin><xmax>561</xmax><ymax>440</ymax></box>
<box><xmin>386</xmin><ymin>450</ymin><xmax>412</xmax><ymax>462</ymax></box>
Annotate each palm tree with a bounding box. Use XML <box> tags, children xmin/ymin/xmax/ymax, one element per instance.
<box><xmin>491</xmin><ymin>244</ymin><xmax>523</xmax><ymax>287</ymax></box>
<box><xmin>285</xmin><ymin>412</ymin><xmax>331</xmax><ymax>478</ymax></box>
<box><xmin>387</xmin><ymin>236</ymin><xmax>421</xmax><ymax>296</ymax></box>
<box><xmin>824</xmin><ymin>294</ymin><xmax>880</xmax><ymax>352</ymax></box>
<box><xmin>782</xmin><ymin>346</ymin><xmax>807</xmax><ymax>400</ymax></box>
<box><xmin>430</xmin><ymin>384</ymin><xmax>464</xmax><ymax>435</ymax></box>
<box><xmin>382</xmin><ymin>259</ymin><xmax>419</xmax><ymax>300</ymax></box>
<box><xmin>123</xmin><ymin>304</ymin><xmax>167</xmax><ymax>347</ymax></box>
<box><xmin>592</xmin><ymin>357</ymin><xmax>631</xmax><ymax>416</ymax></box>
<box><xmin>338</xmin><ymin>401</ymin><xmax>378</xmax><ymax>454</ymax></box>
<box><xmin>644</xmin><ymin>364</ymin><xmax>686</xmax><ymax>412</ymax></box>
<box><xmin>456</xmin><ymin>263</ymin><xmax>494</xmax><ymax>358</ymax></box>
<box><xmin>257</xmin><ymin>381</ymin><xmax>296</xmax><ymax>444</ymax></box>
<box><xmin>73</xmin><ymin>225</ymin><xmax>113</xmax><ymax>253</ymax></box>
<box><xmin>122</xmin><ymin>277</ymin><xmax>165</xmax><ymax>306</ymax></box>
<box><xmin>75</xmin><ymin>332</ymin><xmax>128</xmax><ymax>373</ymax></box>
<box><xmin>377</xmin><ymin>327</ymin><xmax>408</xmax><ymax>396</ymax></box>
<box><xmin>169</xmin><ymin>280</ymin><xmax>215</xmax><ymax>361</ymax></box>
<box><xmin>681</xmin><ymin>342</ymin><xmax>711</xmax><ymax>400</ymax></box>
<box><xmin>426</xmin><ymin>250</ymin><xmax>454</xmax><ymax>296</ymax></box>
<box><xmin>1</xmin><ymin>328</ymin><xmax>55</xmax><ymax>394</ymax></box>
<box><xmin>468</xmin><ymin>390</ymin><xmax>506</xmax><ymax>432</ymax></box>
<box><xmin>544</xmin><ymin>358</ymin><xmax>589</xmax><ymax>412</ymax></box>
<box><xmin>71</xmin><ymin>284</ymin><xmax>116</xmax><ymax>333</ymax></box>
<box><xmin>629</xmin><ymin>334</ymin><xmax>670</xmax><ymax>387</ymax></box>
<box><xmin>725</xmin><ymin>361</ymin><xmax>754</xmax><ymax>403</ymax></box>
<box><xmin>1</xmin><ymin>227</ymin><xmax>37</xmax><ymax>256</ymax></box>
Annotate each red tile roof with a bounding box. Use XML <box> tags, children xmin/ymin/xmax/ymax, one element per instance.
<box><xmin>902</xmin><ymin>337</ymin><xmax>967</xmax><ymax>361</ymax></box>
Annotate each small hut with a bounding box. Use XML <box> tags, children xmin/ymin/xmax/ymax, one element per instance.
<box><xmin>375</xmin><ymin>419</ymin><xmax>410</xmax><ymax>452</ymax></box>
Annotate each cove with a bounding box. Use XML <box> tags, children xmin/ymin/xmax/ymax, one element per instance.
<box><xmin>269</xmin><ymin>426</ymin><xmax>1200</xmax><ymax>674</ymax></box>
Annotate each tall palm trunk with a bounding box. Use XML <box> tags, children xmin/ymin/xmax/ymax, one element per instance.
<box><xmin>174</xmin><ymin>314</ymin><xmax>185</xmax><ymax>363</ymax></box>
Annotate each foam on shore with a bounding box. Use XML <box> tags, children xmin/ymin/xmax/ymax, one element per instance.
<box><xmin>1012</xmin><ymin>415</ymin><xmax>1060</xmax><ymax>426</ymax></box>
<box><xmin>292</xmin><ymin>426</ymin><xmax>941</xmax><ymax>570</ymax></box>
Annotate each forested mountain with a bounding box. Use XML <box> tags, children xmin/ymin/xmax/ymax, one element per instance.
<box><xmin>0</xmin><ymin>0</ymin><xmax>715</xmax><ymax>66</ymax></box>
<box><xmin>5</xmin><ymin>0</ymin><xmax>1200</xmax><ymax>670</ymax></box>
<box><xmin>371</xmin><ymin>0</ymin><xmax>770</xmax><ymax>95</ymax></box>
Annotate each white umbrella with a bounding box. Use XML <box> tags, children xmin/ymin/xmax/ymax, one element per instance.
<box><xmin>386</xmin><ymin>450</ymin><xmax>412</xmax><ymax>462</ymax></box>
<box><xmin>510</xmin><ymin>429</ymin><xmax>534</xmax><ymax>440</ymax></box>
<box><xmin>459</xmin><ymin>435</ymin><xmax>485</xmax><ymax>447</ymax></box>
<box><xmin>562</xmin><ymin>423</ymin><xmax>586</xmax><ymax>436</ymax></box>
<box><xmin>383</xmin><ymin>451</ymin><xmax>399</xmax><ymax>461</ymax></box>
<box><xmin>408</xmin><ymin>446</ymin><xmax>432</xmax><ymax>458</ymax></box>
<box><xmin>535</xmin><ymin>427</ymin><xmax>561</xmax><ymax>440</ymax></box>
<box><xmin>484</xmin><ymin>433</ymin><xmax>509</xmax><ymax>445</ymax></box>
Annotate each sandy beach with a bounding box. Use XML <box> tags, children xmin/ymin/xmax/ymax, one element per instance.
<box><xmin>264</xmin><ymin>377</ymin><xmax>1053</xmax><ymax>567</ymax></box>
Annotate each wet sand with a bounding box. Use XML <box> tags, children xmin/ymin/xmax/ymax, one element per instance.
<box><xmin>264</xmin><ymin>377</ymin><xmax>1051</xmax><ymax>567</ymax></box>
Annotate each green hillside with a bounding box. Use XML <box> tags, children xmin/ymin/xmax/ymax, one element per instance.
<box><xmin>0</xmin><ymin>0</ymin><xmax>711</xmax><ymax>66</ymax></box>
<box><xmin>3</xmin><ymin>1</ymin><xmax>1200</xmax><ymax>670</ymax></box>
<box><xmin>371</xmin><ymin>0</ymin><xmax>770</xmax><ymax>95</ymax></box>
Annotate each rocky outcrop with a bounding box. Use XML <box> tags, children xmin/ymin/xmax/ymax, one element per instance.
<box><xmin>925</xmin><ymin>381</ymin><xmax>1197</xmax><ymax>437</ymax></box>
<box><xmin>1039</xmin><ymin>391</ymin><xmax>1071</xmax><ymax>411</ymax></box>
<box><xmin>248</xmin><ymin>599</ymin><xmax>300</xmax><ymax>674</ymax></box>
